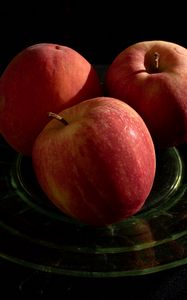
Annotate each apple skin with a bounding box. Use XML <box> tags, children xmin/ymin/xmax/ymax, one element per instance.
<box><xmin>0</xmin><ymin>43</ymin><xmax>102</xmax><ymax>155</ymax></box>
<box><xmin>32</xmin><ymin>97</ymin><xmax>156</xmax><ymax>226</ymax></box>
<box><xmin>105</xmin><ymin>40</ymin><xmax>187</xmax><ymax>148</ymax></box>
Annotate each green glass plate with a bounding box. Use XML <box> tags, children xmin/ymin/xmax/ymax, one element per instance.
<box><xmin>1</xmin><ymin>135</ymin><xmax>187</xmax><ymax>277</ymax></box>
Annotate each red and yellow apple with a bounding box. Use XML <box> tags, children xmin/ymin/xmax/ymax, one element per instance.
<box><xmin>32</xmin><ymin>97</ymin><xmax>156</xmax><ymax>226</ymax></box>
<box><xmin>105</xmin><ymin>40</ymin><xmax>187</xmax><ymax>148</ymax></box>
<box><xmin>0</xmin><ymin>43</ymin><xmax>102</xmax><ymax>155</ymax></box>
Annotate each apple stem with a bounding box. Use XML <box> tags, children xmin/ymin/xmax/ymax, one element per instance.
<box><xmin>48</xmin><ymin>112</ymin><xmax>68</xmax><ymax>125</ymax></box>
<box><xmin>154</xmin><ymin>52</ymin><xmax>160</xmax><ymax>71</ymax></box>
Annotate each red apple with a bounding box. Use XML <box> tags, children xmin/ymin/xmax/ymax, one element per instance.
<box><xmin>32</xmin><ymin>97</ymin><xmax>156</xmax><ymax>226</ymax></box>
<box><xmin>0</xmin><ymin>43</ymin><xmax>102</xmax><ymax>155</ymax></box>
<box><xmin>105</xmin><ymin>40</ymin><xmax>187</xmax><ymax>148</ymax></box>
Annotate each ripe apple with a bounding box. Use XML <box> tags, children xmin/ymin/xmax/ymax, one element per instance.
<box><xmin>0</xmin><ymin>43</ymin><xmax>102</xmax><ymax>155</ymax></box>
<box><xmin>105</xmin><ymin>40</ymin><xmax>187</xmax><ymax>148</ymax></box>
<box><xmin>32</xmin><ymin>97</ymin><xmax>156</xmax><ymax>226</ymax></box>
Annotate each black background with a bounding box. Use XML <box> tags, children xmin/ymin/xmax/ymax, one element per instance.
<box><xmin>1</xmin><ymin>2</ymin><xmax>187</xmax><ymax>72</ymax></box>
<box><xmin>1</xmin><ymin>1</ymin><xmax>187</xmax><ymax>298</ymax></box>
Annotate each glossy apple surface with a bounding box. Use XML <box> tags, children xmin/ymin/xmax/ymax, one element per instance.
<box><xmin>0</xmin><ymin>43</ymin><xmax>102</xmax><ymax>155</ymax></box>
<box><xmin>105</xmin><ymin>40</ymin><xmax>187</xmax><ymax>148</ymax></box>
<box><xmin>32</xmin><ymin>97</ymin><xmax>156</xmax><ymax>226</ymax></box>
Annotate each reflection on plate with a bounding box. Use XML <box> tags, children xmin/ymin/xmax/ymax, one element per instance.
<box><xmin>1</xmin><ymin>135</ymin><xmax>187</xmax><ymax>277</ymax></box>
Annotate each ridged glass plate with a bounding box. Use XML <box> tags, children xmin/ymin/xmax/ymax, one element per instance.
<box><xmin>1</xmin><ymin>135</ymin><xmax>187</xmax><ymax>277</ymax></box>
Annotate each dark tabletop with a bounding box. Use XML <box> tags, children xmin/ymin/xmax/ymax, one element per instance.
<box><xmin>1</xmin><ymin>258</ymin><xmax>187</xmax><ymax>299</ymax></box>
